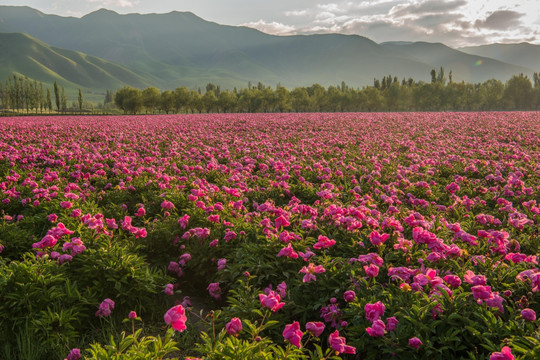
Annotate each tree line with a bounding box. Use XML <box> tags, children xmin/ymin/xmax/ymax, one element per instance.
<box><xmin>0</xmin><ymin>75</ymin><xmax>86</xmax><ymax>114</ymax></box>
<box><xmin>113</xmin><ymin>69</ymin><xmax>540</xmax><ymax>114</ymax></box>
<box><xmin>2</xmin><ymin>69</ymin><xmax>540</xmax><ymax>115</ymax></box>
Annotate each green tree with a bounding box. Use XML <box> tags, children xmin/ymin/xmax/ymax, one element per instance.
<box><xmin>480</xmin><ymin>79</ymin><xmax>504</xmax><ymax>110</ymax></box>
<box><xmin>173</xmin><ymin>86</ymin><xmax>190</xmax><ymax>113</ymax></box>
<box><xmin>54</xmin><ymin>81</ymin><xmax>60</xmax><ymax>112</ymax></box>
<box><xmin>142</xmin><ymin>87</ymin><xmax>160</xmax><ymax>114</ymax></box>
<box><xmin>290</xmin><ymin>88</ymin><xmax>310</xmax><ymax>112</ymax></box>
<box><xmin>160</xmin><ymin>90</ymin><xmax>174</xmax><ymax>114</ymax></box>
<box><xmin>46</xmin><ymin>88</ymin><xmax>52</xmax><ymax>113</ymax></box>
<box><xmin>61</xmin><ymin>86</ymin><xmax>67</xmax><ymax>112</ymax></box>
<box><xmin>504</xmin><ymin>74</ymin><xmax>534</xmax><ymax>109</ymax></box>
<box><xmin>115</xmin><ymin>86</ymin><xmax>143</xmax><ymax>114</ymax></box>
<box><xmin>202</xmin><ymin>91</ymin><xmax>217</xmax><ymax>113</ymax></box>
<box><xmin>78</xmin><ymin>89</ymin><xmax>83</xmax><ymax>113</ymax></box>
<box><xmin>217</xmin><ymin>90</ymin><xmax>236</xmax><ymax>113</ymax></box>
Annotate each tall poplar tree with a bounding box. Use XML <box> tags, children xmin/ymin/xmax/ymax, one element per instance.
<box><xmin>54</xmin><ymin>81</ymin><xmax>60</xmax><ymax>112</ymax></box>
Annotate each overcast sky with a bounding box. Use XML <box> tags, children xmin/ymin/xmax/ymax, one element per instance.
<box><xmin>2</xmin><ymin>0</ymin><xmax>540</xmax><ymax>46</ymax></box>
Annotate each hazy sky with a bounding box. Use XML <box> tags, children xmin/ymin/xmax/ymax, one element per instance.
<box><xmin>2</xmin><ymin>0</ymin><xmax>540</xmax><ymax>46</ymax></box>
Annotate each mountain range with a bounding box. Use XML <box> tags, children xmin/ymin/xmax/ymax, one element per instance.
<box><xmin>1</xmin><ymin>5</ymin><xmax>539</xmax><ymax>97</ymax></box>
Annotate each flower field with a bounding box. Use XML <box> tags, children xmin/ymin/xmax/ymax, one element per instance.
<box><xmin>1</xmin><ymin>112</ymin><xmax>540</xmax><ymax>359</ymax></box>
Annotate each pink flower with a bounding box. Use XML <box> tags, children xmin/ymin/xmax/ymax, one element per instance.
<box><xmin>283</xmin><ymin>321</ymin><xmax>303</xmax><ymax>348</ymax></box>
<box><xmin>208</xmin><ymin>214</ymin><xmax>220</xmax><ymax>223</ymax></box>
<box><xmin>299</xmin><ymin>263</ymin><xmax>326</xmax><ymax>283</ymax></box>
<box><xmin>471</xmin><ymin>285</ymin><xmax>492</xmax><ymax>300</ymax></box>
<box><xmin>106</xmin><ymin>218</ymin><xmax>118</xmax><ymax>229</ymax></box>
<box><xmin>446</xmin><ymin>182</ymin><xmax>460</xmax><ymax>194</ymax></box>
<box><xmin>164</xmin><ymin>305</ymin><xmax>187</xmax><ymax>332</ymax></box>
<box><xmin>278</xmin><ymin>243</ymin><xmax>299</xmax><ymax>259</ymax></box>
<box><xmin>207</xmin><ymin>282</ymin><xmax>221</xmax><ymax>300</ymax></box>
<box><xmin>521</xmin><ymin>308</ymin><xmax>536</xmax><ymax>321</ymax></box>
<box><xmin>386</xmin><ymin>316</ymin><xmax>399</xmax><ymax>332</ymax></box>
<box><xmin>65</xmin><ymin>348</ymin><xmax>81</xmax><ymax>360</ymax></box>
<box><xmin>95</xmin><ymin>298</ymin><xmax>115</xmax><ymax>317</ymax></box>
<box><xmin>313</xmin><ymin>235</ymin><xmax>336</xmax><ymax>249</ymax></box>
<box><xmin>164</xmin><ymin>283</ymin><xmax>174</xmax><ymax>295</ymax></box>
<box><xmin>369</xmin><ymin>230</ymin><xmax>389</xmax><ymax>246</ymax></box>
<box><xmin>366</xmin><ymin>319</ymin><xmax>386</xmax><ymax>337</ymax></box>
<box><xmin>128</xmin><ymin>311</ymin><xmax>137</xmax><ymax>319</ymax></box>
<box><xmin>364</xmin><ymin>301</ymin><xmax>385</xmax><ymax>323</ymax></box>
<box><xmin>305</xmin><ymin>321</ymin><xmax>325</xmax><ymax>337</ymax></box>
<box><xmin>217</xmin><ymin>258</ymin><xmax>227</xmax><ymax>271</ymax></box>
<box><xmin>275</xmin><ymin>215</ymin><xmax>290</xmax><ymax>228</ymax></box>
<box><xmin>363</xmin><ymin>264</ymin><xmax>380</xmax><ymax>278</ymax></box>
<box><xmin>489</xmin><ymin>346</ymin><xmax>514</xmax><ymax>360</ymax></box>
<box><xmin>161</xmin><ymin>200</ymin><xmax>175</xmax><ymax>210</ymax></box>
<box><xmin>259</xmin><ymin>290</ymin><xmax>285</xmax><ymax>312</ymax></box>
<box><xmin>48</xmin><ymin>213</ymin><xmax>58</xmax><ymax>222</ymax></box>
<box><xmin>60</xmin><ymin>201</ymin><xmax>72</xmax><ymax>209</ymax></box>
<box><xmin>178</xmin><ymin>214</ymin><xmax>190</xmax><ymax>229</ymax></box>
<box><xmin>328</xmin><ymin>330</ymin><xmax>356</xmax><ymax>354</ymax></box>
<box><xmin>444</xmin><ymin>275</ymin><xmax>462</xmax><ymax>288</ymax></box>
<box><xmin>226</xmin><ymin>317</ymin><xmax>243</xmax><ymax>335</ymax></box>
<box><xmin>135</xmin><ymin>207</ymin><xmax>146</xmax><ymax>217</ymax></box>
<box><xmin>343</xmin><ymin>290</ymin><xmax>356</xmax><ymax>303</ymax></box>
<box><xmin>409</xmin><ymin>337</ymin><xmax>423</xmax><ymax>349</ymax></box>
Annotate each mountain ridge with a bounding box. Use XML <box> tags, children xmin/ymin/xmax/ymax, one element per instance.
<box><xmin>1</xmin><ymin>5</ymin><xmax>539</xmax><ymax>92</ymax></box>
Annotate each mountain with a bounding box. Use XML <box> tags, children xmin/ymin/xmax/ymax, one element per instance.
<box><xmin>381</xmin><ymin>42</ymin><xmax>533</xmax><ymax>83</ymax></box>
<box><xmin>459</xmin><ymin>43</ymin><xmax>540</xmax><ymax>73</ymax></box>
<box><xmin>0</xmin><ymin>32</ymin><xmax>151</xmax><ymax>92</ymax></box>
<box><xmin>0</xmin><ymin>5</ymin><xmax>536</xmax><ymax>90</ymax></box>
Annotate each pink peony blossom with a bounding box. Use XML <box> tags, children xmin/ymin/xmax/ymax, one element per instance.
<box><xmin>366</xmin><ymin>319</ymin><xmax>386</xmax><ymax>337</ymax></box>
<box><xmin>328</xmin><ymin>330</ymin><xmax>356</xmax><ymax>354</ymax></box>
<box><xmin>259</xmin><ymin>290</ymin><xmax>285</xmax><ymax>312</ymax></box>
<box><xmin>305</xmin><ymin>321</ymin><xmax>325</xmax><ymax>337</ymax></box>
<box><xmin>283</xmin><ymin>321</ymin><xmax>303</xmax><ymax>348</ymax></box>
<box><xmin>164</xmin><ymin>305</ymin><xmax>187</xmax><ymax>332</ymax></box>
<box><xmin>226</xmin><ymin>317</ymin><xmax>243</xmax><ymax>335</ymax></box>
<box><xmin>409</xmin><ymin>337</ymin><xmax>423</xmax><ymax>349</ymax></box>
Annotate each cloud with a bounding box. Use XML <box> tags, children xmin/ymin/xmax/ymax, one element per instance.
<box><xmin>285</xmin><ymin>9</ymin><xmax>308</xmax><ymax>17</ymax></box>
<box><xmin>87</xmin><ymin>0</ymin><xmax>139</xmax><ymax>8</ymax></box>
<box><xmin>241</xmin><ymin>20</ymin><xmax>297</xmax><ymax>35</ymax></box>
<box><xmin>390</xmin><ymin>0</ymin><xmax>467</xmax><ymax>17</ymax></box>
<box><xmin>474</xmin><ymin>10</ymin><xmax>524</xmax><ymax>30</ymax></box>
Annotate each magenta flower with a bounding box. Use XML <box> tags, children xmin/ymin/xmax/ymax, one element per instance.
<box><xmin>65</xmin><ymin>348</ymin><xmax>81</xmax><ymax>360</ymax></box>
<box><xmin>305</xmin><ymin>321</ymin><xmax>325</xmax><ymax>337</ymax></box>
<box><xmin>128</xmin><ymin>311</ymin><xmax>137</xmax><ymax>320</ymax></box>
<box><xmin>225</xmin><ymin>317</ymin><xmax>243</xmax><ymax>336</ymax></box>
<box><xmin>283</xmin><ymin>321</ymin><xmax>303</xmax><ymax>348</ymax></box>
<box><xmin>521</xmin><ymin>308</ymin><xmax>536</xmax><ymax>321</ymax></box>
<box><xmin>177</xmin><ymin>214</ymin><xmax>190</xmax><ymax>229</ymax></box>
<box><xmin>366</xmin><ymin>319</ymin><xmax>386</xmax><ymax>337</ymax></box>
<box><xmin>278</xmin><ymin>243</ymin><xmax>299</xmax><ymax>259</ymax></box>
<box><xmin>275</xmin><ymin>215</ymin><xmax>290</xmax><ymax>228</ymax></box>
<box><xmin>95</xmin><ymin>298</ymin><xmax>115</xmax><ymax>317</ymax></box>
<box><xmin>135</xmin><ymin>207</ymin><xmax>146</xmax><ymax>217</ymax></box>
<box><xmin>207</xmin><ymin>282</ymin><xmax>222</xmax><ymax>300</ymax></box>
<box><xmin>363</xmin><ymin>264</ymin><xmax>380</xmax><ymax>278</ymax></box>
<box><xmin>217</xmin><ymin>258</ymin><xmax>227</xmax><ymax>271</ymax></box>
<box><xmin>444</xmin><ymin>275</ymin><xmax>462</xmax><ymax>288</ymax></box>
<box><xmin>489</xmin><ymin>346</ymin><xmax>514</xmax><ymax>360</ymax></box>
<box><xmin>471</xmin><ymin>285</ymin><xmax>492</xmax><ymax>300</ymax></box>
<box><xmin>343</xmin><ymin>290</ymin><xmax>356</xmax><ymax>303</ymax></box>
<box><xmin>364</xmin><ymin>301</ymin><xmax>385</xmax><ymax>323</ymax></box>
<box><xmin>409</xmin><ymin>337</ymin><xmax>423</xmax><ymax>349</ymax></box>
<box><xmin>259</xmin><ymin>290</ymin><xmax>285</xmax><ymax>312</ymax></box>
<box><xmin>161</xmin><ymin>200</ymin><xmax>175</xmax><ymax>210</ymax></box>
<box><xmin>369</xmin><ymin>230</ymin><xmax>389</xmax><ymax>246</ymax></box>
<box><xmin>164</xmin><ymin>283</ymin><xmax>174</xmax><ymax>295</ymax></box>
<box><xmin>164</xmin><ymin>305</ymin><xmax>187</xmax><ymax>332</ymax></box>
<box><xmin>386</xmin><ymin>316</ymin><xmax>399</xmax><ymax>332</ymax></box>
<box><xmin>328</xmin><ymin>330</ymin><xmax>356</xmax><ymax>354</ymax></box>
<box><xmin>299</xmin><ymin>263</ymin><xmax>326</xmax><ymax>283</ymax></box>
<box><xmin>313</xmin><ymin>235</ymin><xmax>336</xmax><ymax>249</ymax></box>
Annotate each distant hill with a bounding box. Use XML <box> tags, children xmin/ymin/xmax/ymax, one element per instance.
<box><xmin>381</xmin><ymin>42</ymin><xmax>532</xmax><ymax>83</ymax></box>
<box><xmin>459</xmin><ymin>43</ymin><xmax>540</xmax><ymax>73</ymax></box>
<box><xmin>0</xmin><ymin>32</ymin><xmax>151</xmax><ymax>92</ymax></box>
<box><xmin>0</xmin><ymin>5</ymin><xmax>537</xmax><ymax>90</ymax></box>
